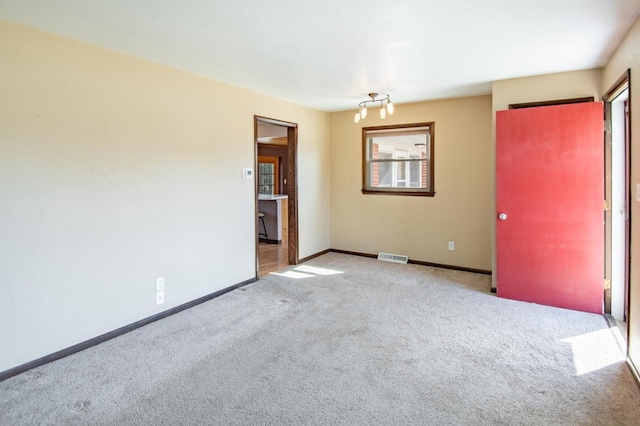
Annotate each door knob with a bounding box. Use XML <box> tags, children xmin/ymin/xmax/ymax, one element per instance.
<box><xmin>498</xmin><ymin>213</ymin><xmax>508</xmax><ymax>221</ymax></box>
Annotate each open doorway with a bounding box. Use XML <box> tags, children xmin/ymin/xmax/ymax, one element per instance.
<box><xmin>604</xmin><ymin>69</ymin><xmax>631</xmax><ymax>343</ymax></box>
<box><xmin>254</xmin><ymin>116</ymin><xmax>299</xmax><ymax>277</ymax></box>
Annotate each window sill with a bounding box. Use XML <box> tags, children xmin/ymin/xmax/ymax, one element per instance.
<box><xmin>361</xmin><ymin>188</ymin><xmax>435</xmax><ymax>197</ymax></box>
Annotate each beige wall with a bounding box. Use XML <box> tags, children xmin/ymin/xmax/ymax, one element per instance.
<box><xmin>491</xmin><ymin>69</ymin><xmax>603</xmax><ymax>286</ymax></box>
<box><xmin>0</xmin><ymin>20</ymin><xmax>330</xmax><ymax>372</ymax></box>
<box><xmin>603</xmin><ymin>15</ymin><xmax>640</xmax><ymax>372</ymax></box>
<box><xmin>492</xmin><ymin>69</ymin><xmax>603</xmax><ymax>112</ymax></box>
<box><xmin>330</xmin><ymin>96</ymin><xmax>493</xmax><ymax>270</ymax></box>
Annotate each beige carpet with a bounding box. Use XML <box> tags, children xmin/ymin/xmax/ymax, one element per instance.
<box><xmin>1</xmin><ymin>252</ymin><xmax>639</xmax><ymax>425</ymax></box>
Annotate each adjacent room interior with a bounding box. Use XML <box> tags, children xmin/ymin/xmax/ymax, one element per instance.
<box><xmin>2</xmin><ymin>1</ymin><xmax>640</xmax><ymax>423</ymax></box>
<box><xmin>255</xmin><ymin>119</ymin><xmax>294</xmax><ymax>276</ymax></box>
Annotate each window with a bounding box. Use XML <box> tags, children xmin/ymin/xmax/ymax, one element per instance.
<box><xmin>362</xmin><ymin>122</ymin><xmax>434</xmax><ymax>196</ymax></box>
<box><xmin>258</xmin><ymin>156</ymin><xmax>279</xmax><ymax>195</ymax></box>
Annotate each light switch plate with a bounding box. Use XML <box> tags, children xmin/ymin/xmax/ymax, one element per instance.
<box><xmin>243</xmin><ymin>168</ymin><xmax>253</xmax><ymax>178</ymax></box>
<box><xmin>156</xmin><ymin>277</ymin><xmax>164</xmax><ymax>292</ymax></box>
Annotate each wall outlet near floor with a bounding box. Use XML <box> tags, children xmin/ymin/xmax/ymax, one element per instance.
<box><xmin>448</xmin><ymin>241</ymin><xmax>455</xmax><ymax>251</ymax></box>
<box><xmin>156</xmin><ymin>290</ymin><xmax>165</xmax><ymax>305</ymax></box>
<box><xmin>156</xmin><ymin>277</ymin><xmax>165</xmax><ymax>292</ymax></box>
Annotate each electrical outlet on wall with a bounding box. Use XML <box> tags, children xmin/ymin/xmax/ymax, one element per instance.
<box><xmin>156</xmin><ymin>291</ymin><xmax>165</xmax><ymax>305</ymax></box>
<box><xmin>448</xmin><ymin>241</ymin><xmax>455</xmax><ymax>251</ymax></box>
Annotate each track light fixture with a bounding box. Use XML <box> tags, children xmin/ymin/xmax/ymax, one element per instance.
<box><xmin>354</xmin><ymin>92</ymin><xmax>394</xmax><ymax>123</ymax></box>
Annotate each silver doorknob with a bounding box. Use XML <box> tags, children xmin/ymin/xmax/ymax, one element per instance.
<box><xmin>498</xmin><ymin>213</ymin><xmax>508</xmax><ymax>221</ymax></box>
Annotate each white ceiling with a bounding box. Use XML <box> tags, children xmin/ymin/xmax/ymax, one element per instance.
<box><xmin>1</xmin><ymin>0</ymin><xmax>639</xmax><ymax>112</ymax></box>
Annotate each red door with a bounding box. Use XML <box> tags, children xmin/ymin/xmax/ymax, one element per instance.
<box><xmin>496</xmin><ymin>102</ymin><xmax>604</xmax><ymax>314</ymax></box>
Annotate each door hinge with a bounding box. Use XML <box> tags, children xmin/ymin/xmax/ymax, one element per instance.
<box><xmin>604</xmin><ymin>279</ymin><xmax>611</xmax><ymax>290</ymax></box>
<box><xmin>604</xmin><ymin>200</ymin><xmax>611</xmax><ymax>212</ymax></box>
<box><xmin>604</xmin><ymin>120</ymin><xmax>612</xmax><ymax>134</ymax></box>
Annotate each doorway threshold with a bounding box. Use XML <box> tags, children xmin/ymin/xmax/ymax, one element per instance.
<box><xmin>604</xmin><ymin>314</ymin><xmax>628</xmax><ymax>356</ymax></box>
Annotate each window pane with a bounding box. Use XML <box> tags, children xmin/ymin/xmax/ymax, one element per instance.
<box><xmin>368</xmin><ymin>134</ymin><xmax>428</xmax><ymax>160</ymax></box>
<box><xmin>369</xmin><ymin>160</ymin><xmax>426</xmax><ymax>189</ymax></box>
<box><xmin>259</xmin><ymin>162</ymin><xmax>275</xmax><ymax>194</ymax></box>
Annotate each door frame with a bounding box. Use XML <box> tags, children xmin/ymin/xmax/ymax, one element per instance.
<box><xmin>603</xmin><ymin>69</ymin><xmax>632</xmax><ymax>327</ymax></box>
<box><xmin>508</xmin><ymin>96</ymin><xmax>595</xmax><ymax>110</ymax></box>
<box><xmin>254</xmin><ymin>116</ymin><xmax>299</xmax><ymax>277</ymax></box>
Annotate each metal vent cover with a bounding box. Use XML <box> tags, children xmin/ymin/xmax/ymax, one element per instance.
<box><xmin>377</xmin><ymin>252</ymin><xmax>409</xmax><ymax>264</ymax></box>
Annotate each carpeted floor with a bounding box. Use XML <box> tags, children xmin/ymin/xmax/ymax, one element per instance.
<box><xmin>2</xmin><ymin>252</ymin><xmax>639</xmax><ymax>425</ymax></box>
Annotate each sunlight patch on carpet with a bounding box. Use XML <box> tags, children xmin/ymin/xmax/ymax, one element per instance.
<box><xmin>271</xmin><ymin>265</ymin><xmax>344</xmax><ymax>279</ymax></box>
<box><xmin>562</xmin><ymin>328</ymin><xmax>625</xmax><ymax>376</ymax></box>
<box><xmin>270</xmin><ymin>270</ymin><xmax>315</xmax><ymax>279</ymax></box>
<box><xmin>294</xmin><ymin>265</ymin><xmax>344</xmax><ymax>275</ymax></box>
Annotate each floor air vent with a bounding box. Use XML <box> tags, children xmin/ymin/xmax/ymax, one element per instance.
<box><xmin>377</xmin><ymin>252</ymin><xmax>409</xmax><ymax>264</ymax></box>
